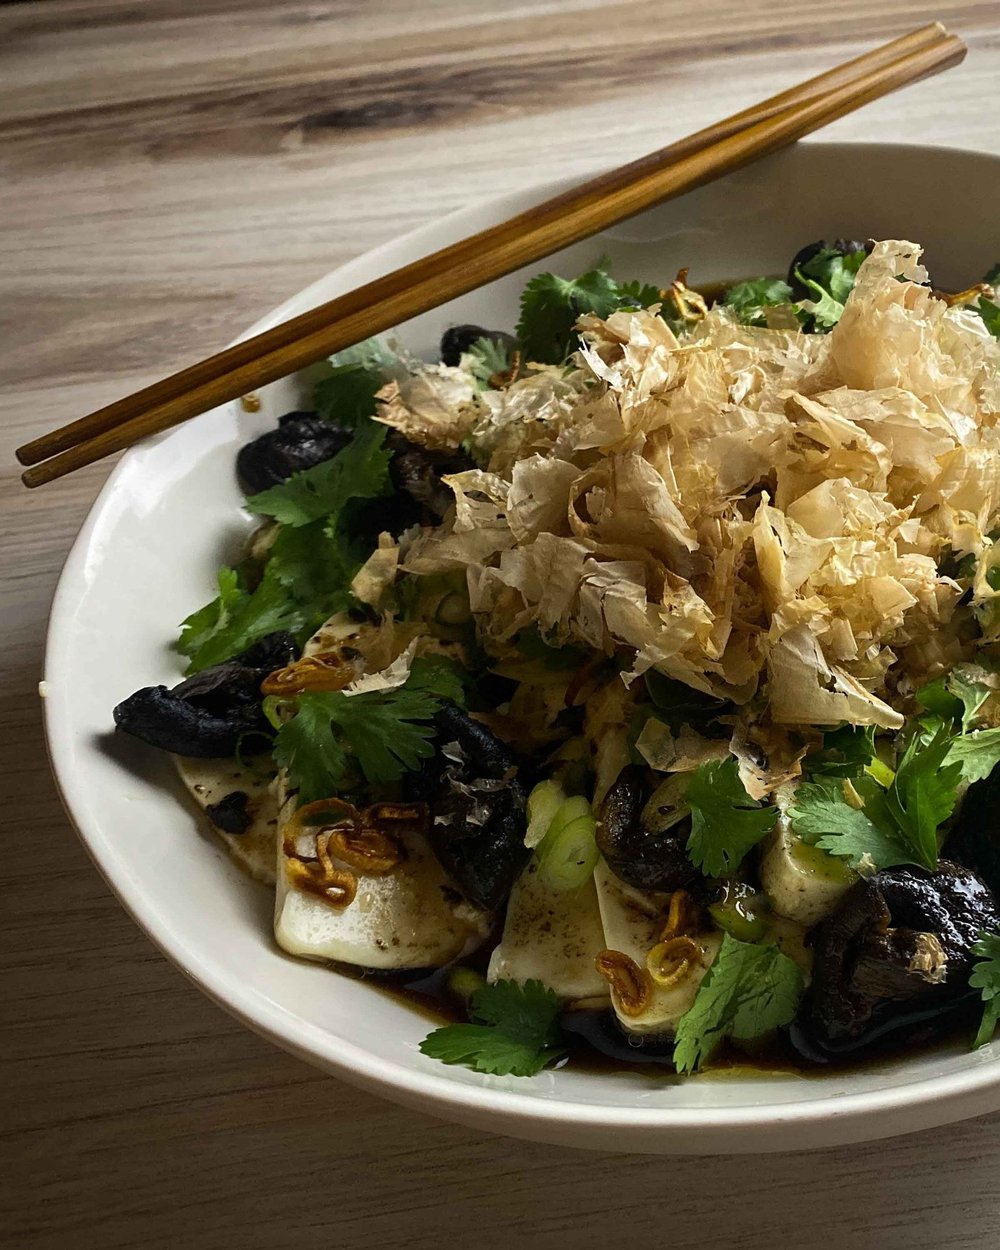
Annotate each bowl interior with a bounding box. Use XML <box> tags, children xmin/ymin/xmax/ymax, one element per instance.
<box><xmin>45</xmin><ymin>141</ymin><xmax>1000</xmax><ymax>1152</ymax></box>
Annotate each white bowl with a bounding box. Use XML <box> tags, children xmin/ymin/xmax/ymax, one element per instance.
<box><xmin>45</xmin><ymin>141</ymin><xmax>1000</xmax><ymax>1154</ymax></box>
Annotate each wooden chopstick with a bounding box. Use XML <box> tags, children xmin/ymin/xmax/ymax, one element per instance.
<box><xmin>14</xmin><ymin>22</ymin><xmax>946</xmax><ymax>474</ymax></box>
<box><xmin>18</xmin><ymin>25</ymin><xmax>965</xmax><ymax>488</ymax></box>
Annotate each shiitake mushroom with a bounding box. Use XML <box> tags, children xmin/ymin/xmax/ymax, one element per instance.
<box><xmin>597</xmin><ymin>764</ymin><xmax>700</xmax><ymax>894</ymax></box>
<box><xmin>386</xmin><ymin>429</ymin><xmax>476</xmax><ymax>519</ymax></box>
<box><xmin>416</xmin><ymin>704</ymin><xmax>528</xmax><ymax>911</ymax></box>
<box><xmin>205</xmin><ymin>790</ymin><xmax>252</xmax><ymax>835</ymax></box>
<box><xmin>113</xmin><ymin>632</ymin><xmax>298</xmax><ymax>758</ymax></box>
<box><xmin>942</xmin><ymin>768</ymin><xmax>1000</xmax><ymax>898</ymax></box>
<box><xmin>237</xmin><ymin>410</ymin><xmax>474</xmax><ymax>532</ymax></box>
<box><xmin>793</xmin><ymin>861</ymin><xmax>1000</xmax><ymax>1060</ymax></box>
<box><xmin>236</xmin><ymin>412</ymin><xmax>353</xmax><ymax>494</ymax></box>
<box><xmin>439</xmin><ymin>324</ymin><xmax>518</xmax><ymax>368</ymax></box>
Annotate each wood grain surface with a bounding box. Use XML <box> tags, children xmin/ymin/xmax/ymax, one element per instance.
<box><xmin>3</xmin><ymin>2</ymin><xmax>1000</xmax><ymax>1246</ymax></box>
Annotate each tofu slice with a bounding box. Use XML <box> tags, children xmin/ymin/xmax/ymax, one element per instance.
<box><xmin>176</xmin><ymin>755</ymin><xmax>279</xmax><ymax>884</ymax></box>
<box><xmin>593</xmin><ymin>860</ymin><xmax>722</xmax><ymax>1038</ymax></box>
<box><xmin>487</xmin><ymin>857</ymin><xmax>609</xmax><ymax>1006</ymax></box>
<box><xmin>274</xmin><ymin>791</ymin><xmax>491</xmax><ymax>970</ymax></box>
<box><xmin>761</xmin><ymin>787</ymin><xmax>855</xmax><ymax>927</ymax></box>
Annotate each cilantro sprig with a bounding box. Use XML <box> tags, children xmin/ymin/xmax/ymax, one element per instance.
<box><xmin>975</xmin><ymin>263</ymin><xmax>1000</xmax><ymax>341</ymax></box>
<box><xmin>789</xmin><ymin>710</ymin><xmax>1000</xmax><ymax>872</ymax></box>
<box><xmin>791</xmin><ymin>722</ymin><xmax>960</xmax><ymax>872</ymax></box>
<box><xmin>177</xmin><ymin>423</ymin><xmax>393</xmax><ymax>673</ymax></box>
<box><xmin>673</xmin><ymin>934</ymin><xmax>804</xmax><ymax>1074</ymax></box>
<box><xmin>312</xmin><ymin>337</ymin><xmax>397</xmax><ymax>427</ymax></box>
<box><xmin>917</xmin><ymin>668</ymin><xmax>992</xmax><ymax>732</ymax></box>
<box><xmin>420</xmin><ymin>979</ymin><xmax>565</xmax><ymax>1077</ymax></box>
<box><xmin>977</xmin><ymin>295</ymin><xmax>1000</xmax><ymax>340</ymax></box>
<box><xmin>971</xmin><ymin>932</ymin><xmax>1000</xmax><ymax>1049</ymax></box>
<box><xmin>246</xmin><ymin>422</ymin><xmax>391</xmax><ymax>527</ymax></box>
<box><xmin>177</xmin><ymin>568</ymin><xmax>308</xmax><ymax>674</ymax></box>
<box><xmin>645</xmin><ymin>670</ymin><xmax>728</xmax><ymax>734</ymax></box>
<box><xmin>721</xmin><ymin>278</ymin><xmax>794</xmax><ymax>327</ymax></box>
<box><xmin>463</xmin><ymin>336</ymin><xmax>512</xmax><ymax>389</ymax></box>
<box><xmin>793</xmin><ymin>245</ymin><xmax>867</xmax><ymax>330</ymax></box>
<box><xmin>515</xmin><ymin>265</ymin><xmax>662</xmax><ymax>364</ymax></box>
<box><xmin>684</xmin><ymin>757</ymin><xmax>778</xmax><ymax>877</ymax></box>
<box><xmin>274</xmin><ymin>659</ymin><xmax>460</xmax><ymax>804</ymax></box>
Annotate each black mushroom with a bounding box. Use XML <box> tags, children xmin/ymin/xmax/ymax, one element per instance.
<box><xmin>386</xmin><ymin>429</ymin><xmax>476</xmax><ymax>519</ymax></box>
<box><xmin>236</xmin><ymin>412</ymin><xmax>353</xmax><ymax>494</ymax></box>
<box><xmin>439</xmin><ymin>324</ymin><xmax>518</xmax><ymax>368</ymax></box>
<box><xmin>113</xmin><ymin>632</ymin><xmax>299</xmax><ymax>758</ymax></box>
<box><xmin>795</xmin><ymin>861</ymin><xmax>1000</xmax><ymax>1060</ymax></box>
<box><xmin>205</xmin><ymin>791</ymin><xmax>253</xmax><ymax>835</ymax></box>
<box><xmin>597</xmin><ymin>764</ymin><xmax>700</xmax><ymax>894</ymax></box>
<box><xmin>348</xmin><ymin>433</ymin><xmax>476</xmax><ymax>545</ymax></box>
<box><xmin>786</xmin><ymin>238</ymin><xmax>868</xmax><ymax>301</ymax></box>
<box><xmin>417</xmin><ymin>704</ymin><xmax>528</xmax><ymax>911</ymax></box>
<box><xmin>942</xmin><ymin>768</ymin><xmax>1000</xmax><ymax>898</ymax></box>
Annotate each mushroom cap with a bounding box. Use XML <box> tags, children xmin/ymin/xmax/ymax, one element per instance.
<box><xmin>596</xmin><ymin>764</ymin><xmax>700</xmax><ymax>894</ymax></box>
<box><xmin>796</xmin><ymin>861</ymin><xmax>1000</xmax><ymax>1059</ymax></box>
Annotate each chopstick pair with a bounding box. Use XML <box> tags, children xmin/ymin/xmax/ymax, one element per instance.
<box><xmin>17</xmin><ymin>23</ymin><xmax>966</xmax><ymax>488</ymax></box>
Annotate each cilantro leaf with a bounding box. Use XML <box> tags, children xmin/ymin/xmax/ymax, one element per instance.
<box><xmin>722</xmin><ymin>278</ymin><xmax>794</xmax><ymax>327</ymax></box>
<box><xmin>418</xmin><ymin>1024</ymin><xmax>554</xmax><ymax>1076</ymax></box>
<box><xmin>917</xmin><ymin>669</ymin><xmax>991</xmax><ymax>733</ymax></box>
<box><xmin>798</xmin><ymin>246</ymin><xmax>866</xmax><ymax>303</ymax></box>
<box><xmin>794</xmin><ymin>269</ymin><xmax>846</xmax><ymax>328</ymax></box>
<box><xmin>313</xmin><ymin>337</ymin><xmax>397</xmax><ymax>427</ymax></box>
<box><xmin>178</xmin><ymin>427</ymin><xmax>394</xmax><ymax>672</ymax></box>
<box><xmin>977</xmin><ymin>295</ymin><xmax>1000</xmax><ymax>340</ymax></box>
<box><xmin>616</xmin><ymin>278</ymin><xmax>664</xmax><ymax>308</ymax></box>
<box><xmin>943</xmin><ymin>726</ymin><xmax>1000</xmax><ymax>785</ymax></box>
<box><xmin>406</xmin><ymin>654</ymin><xmax>469</xmax><ymax>706</ymax></box>
<box><xmin>177</xmin><ymin>567</ymin><xmax>247</xmax><ymax>661</ymax></box>
<box><xmin>246</xmin><ymin>422</ymin><xmax>391</xmax><ymax>527</ymax></box>
<box><xmin>949</xmin><ymin>671</ymin><xmax>990</xmax><ymax>732</ymax></box>
<box><xmin>463</xmin><ymin>336</ymin><xmax>512</xmax><ymax>389</ymax></box>
<box><xmin>177</xmin><ymin>569</ymin><xmax>307</xmax><ymax>674</ymax></box>
<box><xmin>788</xmin><ymin>775</ymin><xmax>913</xmax><ymax>870</ymax></box>
<box><xmin>274</xmin><ymin>680</ymin><xmax>442</xmax><ymax>803</ymax></box>
<box><xmin>420</xmin><ymin>978</ymin><xmax>565</xmax><ymax>1077</ymax></box>
<box><xmin>791</xmin><ymin>724</ymin><xmax>961</xmax><ymax>872</ymax></box>
<box><xmin>272</xmin><ymin>694</ymin><xmax>351</xmax><ymax>804</ymax></box>
<box><xmin>792</xmin><ymin>246</ymin><xmax>866</xmax><ymax>331</ymax></box>
<box><xmin>265</xmin><ymin>519</ymin><xmax>357</xmax><ymax>612</ymax></box>
<box><xmin>684</xmin><ymin>757</ymin><xmax>778</xmax><ymax>877</ymax></box>
<box><xmin>645</xmin><ymin>671</ymin><xmax>727</xmax><ymax>734</ymax></box>
<box><xmin>809</xmin><ymin>723</ymin><xmax>878</xmax><ymax>777</ymax></box>
<box><xmin>885</xmin><ymin>722</ymin><xmax>962</xmax><ymax>870</ymax></box>
<box><xmin>673</xmin><ymin>934</ymin><xmax>804</xmax><ymax>1074</ymax></box>
<box><xmin>515</xmin><ymin>266</ymin><xmax>662</xmax><ymax>364</ymax></box>
<box><xmin>970</xmin><ymin>931</ymin><xmax>1000</xmax><ymax>1049</ymax></box>
<box><xmin>983</xmin><ymin>262</ymin><xmax>1000</xmax><ymax>286</ymax></box>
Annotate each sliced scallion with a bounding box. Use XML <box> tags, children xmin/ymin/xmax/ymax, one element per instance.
<box><xmin>525</xmin><ymin>779</ymin><xmax>566</xmax><ymax>848</ymax></box>
<box><xmin>536</xmin><ymin>799</ymin><xmax>599</xmax><ymax>891</ymax></box>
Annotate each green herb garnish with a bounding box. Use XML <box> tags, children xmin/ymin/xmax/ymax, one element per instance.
<box><xmin>313</xmin><ymin>337</ymin><xmax>397</xmax><ymax>427</ymax></box>
<box><xmin>721</xmin><ymin>277</ymin><xmax>794</xmax><ymax>327</ymax></box>
<box><xmin>970</xmin><ymin>931</ymin><xmax>1000</xmax><ymax>1049</ymax></box>
<box><xmin>515</xmin><ymin>266</ymin><xmax>661</xmax><ymax>364</ymax></box>
<box><xmin>673</xmin><ymin>934</ymin><xmax>804</xmax><ymax>1074</ymax></box>
<box><xmin>684</xmin><ymin>757</ymin><xmax>778</xmax><ymax>877</ymax></box>
<box><xmin>420</xmin><ymin>978</ymin><xmax>565</xmax><ymax>1077</ymax></box>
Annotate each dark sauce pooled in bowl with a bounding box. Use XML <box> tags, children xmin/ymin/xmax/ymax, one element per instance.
<box><xmin>331</xmin><ymin>954</ymin><xmax>984</xmax><ymax>1080</ymax></box>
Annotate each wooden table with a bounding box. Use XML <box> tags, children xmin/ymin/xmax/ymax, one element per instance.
<box><xmin>3</xmin><ymin>2</ymin><xmax>1000</xmax><ymax>1245</ymax></box>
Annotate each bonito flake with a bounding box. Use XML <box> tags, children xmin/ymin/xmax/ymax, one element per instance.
<box><xmin>389</xmin><ymin>241</ymin><xmax>1000</xmax><ymax>727</ymax></box>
